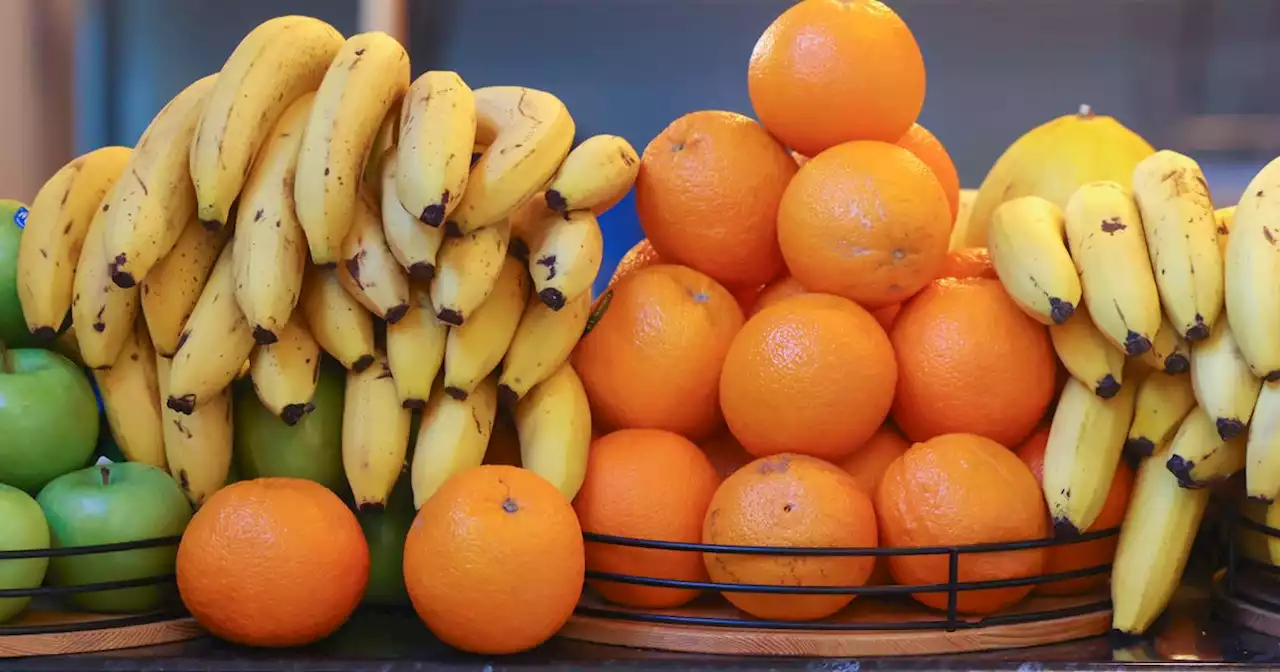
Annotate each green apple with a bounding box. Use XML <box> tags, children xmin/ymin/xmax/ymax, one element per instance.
<box><xmin>37</xmin><ymin>462</ymin><xmax>193</xmax><ymax>613</ymax></box>
<box><xmin>0</xmin><ymin>200</ymin><xmax>32</xmax><ymax>348</ymax></box>
<box><xmin>358</xmin><ymin>474</ymin><xmax>414</xmax><ymax>606</ymax></box>
<box><xmin>233</xmin><ymin>358</ymin><xmax>346</xmax><ymax>495</ymax></box>
<box><xmin>0</xmin><ymin>483</ymin><xmax>49</xmax><ymax>623</ymax></box>
<box><xmin>0</xmin><ymin>346</ymin><xmax>100</xmax><ymax>492</ymax></box>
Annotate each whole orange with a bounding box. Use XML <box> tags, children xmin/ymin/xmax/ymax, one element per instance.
<box><xmin>750</xmin><ymin>275</ymin><xmax>807</xmax><ymax>317</ymax></box>
<box><xmin>403</xmin><ymin>465</ymin><xmax>584</xmax><ymax>655</ymax></box>
<box><xmin>777</xmin><ymin>141</ymin><xmax>951</xmax><ymax>309</ymax></box>
<box><xmin>703</xmin><ymin>453</ymin><xmax>878</xmax><ymax>621</ymax></box>
<box><xmin>1017</xmin><ymin>429</ymin><xmax>1133</xmax><ymax>596</ymax></box>
<box><xmin>574</xmin><ymin>429</ymin><xmax>720</xmax><ymax>608</ymax></box>
<box><xmin>936</xmin><ymin>248</ymin><xmax>996</xmax><ymax>280</ymax></box>
<box><xmin>635</xmin><ymin>110</ymin><xmax>796</xmax><ymax>288</ymax></box>
<box><xmin>877</xmin><ymin>433</ymin><xmax>1049</xmax><ymax>615</ymax></box>
<box><xmin>897</xmin><ymin>123</ymin><xmax>960</xmax><ymax>218</ymax></box>
<box><xmin>891</xmin><ymin>278</ymin><xmax>1056</xmax><ymax>446</ymax></box>
<box><xmin>748</xmin><ymin>0</ymin><xmax>926</xmax><ymax>156</ymax></box>
<box><xmin>700</xmin><ymin>431</ymin><xmax>754</xmax><ymax>480</ymax></box>
<box><xmin>720</xmin><ymin>293</ymin><xmax>896</xmax><ymax>460</ymax></box>
<box><xmin>176</xmin><ymin>478</ymin><xmax>369</xmax><ymax>648</ymax></box>
<box><xmin>608</xmin><ymin>238</ymin><xmax>663</xmax><ymax>287</ymax></box>
<box><xmin>838</xmin><ymin>424</ymin><xmax>911</xmax><ymax>498</ymax></box>
<box><xmin>573</xmin><ymin>264</ymin><xmax>745</xmax><ymax>440</ymax></box>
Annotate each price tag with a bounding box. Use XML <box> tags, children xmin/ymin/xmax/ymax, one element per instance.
<box><xmin>12</xmin><ymin>205</ymin><xmax>27</xmax><ymax>230</ymax></box>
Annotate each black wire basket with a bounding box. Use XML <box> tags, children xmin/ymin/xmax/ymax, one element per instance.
<box><xmin>1222</xmin><ymin>509</ymin><xmax>1280</xmax><ymax>613</ymax></box>
<box><xmin>0</xmin><ymin>534</ymin><xmax>187</xmax><ymax>637</ymax></box>
<box><xmin>574</xmin><ymin>527</ymin><xmax>1120</xmax><ymax>632</ymax></box>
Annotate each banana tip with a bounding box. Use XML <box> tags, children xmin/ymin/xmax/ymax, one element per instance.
<box><xmin>496</xmin><ymin>384</ymin><xmax>519</xmax><ymax>411</ymax></box>
<box><xmin>1048</xmin><ymin>298</ymin><xmax>1074</xmax><ymax>325</ymax></box>
<box><xmin>1217</xmin><ymin>417</ymin><xmax>1246</xmax><ymax>440</ymax></box>
<box><xmin>437</xmin><ymin>308</ymin><xmax>463</xmax><ymax>326</ymax></box>
<box><xmin>166</xmin><ymin>395</ymin><xmax>196</xmax><ymax>415</ymax></box>
<box><xmin>420</xmin><ymin>204</ymin><xmax>445</xmax><ymax>227</ymax></box>
<box><xmin>1123</xmin><ymin>437</ymin><xmax>1155</xmax><ymax>459</ymax></box>
<box><xmin>109</xmin><ymin>266</ymin><xmax>136</xmax><ymax>289</ymax></box>
<box><xmin>1051</xmin><ymin>517</ymin><xmax>1081</xmax><ymax>539</ymax></box>
<box><xmin>402</xmin><ymin>398</ymin><xmax>426</xmax><ymax>410</ymax></box>
<box><xmin>1163</xmin><ymin>355</ymin><xmax>1190</xmax><ymax>375</ymax></box>
<box><xmin>1185</xmin><ymin>322</ymin><xmax>1210</xmax><ymax>342</ymax></box>
<box><xmin>30</xmin><ymin>325</ymin><xmax>57</xmax><ymax>342</ymax></box>
<box><xmin>539</xmin><ymin>288</ymin><xmax>567</xmax><ymax>311</ymax></box>
<box><xmin>384</xmin><ymin>303</ymin><xmax>410</xmax><ymax>325</ymax></box>
<box><xmin>444</xmin><ymin>386</ymin><xmax>469</xmax><ymax>401</ymax></box>
<box><xmin>1096</xmin><ymin>375</ymin><xmax>1121</xmax><ymax>399</ymax></box>
<box><xmin>544</xmin><ymin>190</ymin><xmax>568</xmax><ymax>212</ymax></box>
<box><xmin>1123</xmin><ymin>332</ymin><xmax>1153</xmax><ymax>357</ymax></box>
<box><xmin>1164</xmin><ymin>454</ymin><xmax>1198</xmax><ymax>489</ymax></box>
<box><xmin>407</xmin><ymin>262</ymin><xmax>435</xmax><ymax>282</ymax></box>
<box><xmin>280</xmin><ymin>402</ymin><xmax>315</xmax><ymax>426</ymax></box>
<box><xmin>252</xmin><ymin>325</ymin><xmax>279</xmax><ymax>345</ymax></box>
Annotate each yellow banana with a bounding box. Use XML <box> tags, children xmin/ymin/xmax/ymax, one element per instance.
<box><xmin>380</xmin><ymin>149</ymin><xmax>444</xmax><ymax>281</ymax></box>
<box><xmin>442</xmin><ymin>256</ymin><xmax>528</xmax><ymax>399</ymax></box>
<box><xmin>1139</xmin><ymin>316</ymin><xmax>1191</xmax><ymax>375</ymax></box>
<box><xmin>527</xmin><ymin>210</ymin><xmax>603</xmax><ymax>310</ymax></box>
<box><xmin>1226</xmin><ymin>157</ymin><xmax>1280</xmax><ymax>381</ymax></box>
<box><xmin>508</xmin><ymin>191</ymin><xmax>555</xmax><ymax>261</ymax></box>
<box><xmin>190</xmin><ymin>15</ymin><xmax>344</xmax><ymax>228</ymax></box>
<box><xmin>1215</xmin><ymin>206</ymin><xmax>1234</xmax><ymax>258</ymax></box>
<box><xmin>72</xmin><ymin>201</ymin><xmax>139</xmax><ymax>369</ymax></box>
<box><xmin>363</xmin><ymin>104</ymin><xmax>400</xmax><ymax>200</ymax></box>
<box><xmin>337</xmin><ymin>190</ymin><xmax>410</xmax><ymax>323</ymax></box>
<box><xmin>141</xmin><ymin>215</ymin><xmax>232</xmax><ymax>356</ymax></box>
<box><xmin>988</xmin><ymin>195</ymin><xmax>1080</xmax><ymax>325</ymax></box>
<box><xmin>410</xmin><ymin>377</ymin><xmax>497</xmax><ymax>509</ymax></box>
<box><xmin>1164</xmin><ymin>405</ymin><xmax>1245</xmax><ymax>488</ymax></box>
<box><xmin>249</xmin><ymin>312</ymin><xmax>321</xmax><ymax>426</ymax></box>
<box><xmin>448</xmin><ymin>86</ymin><xmax>575</xmax><ymax>234</ymax></box>
<box><xmin>1048</xmin><ymin>301</ymin><xmax>1124</xmax><ymax>398</ymax></box>
<box><xmin>103</xmin><ymin>75</ymin><xmax>217</xmax><ymax>288</ymax></box>
<box><xmin>386</xmin><ymin>281</ymin><xmax>447</xmax><ymax>409</ymax></box>
<box><xmin>515</xmin><ymin>362</ymin><xmax>592</xmax><ymax>501</ymax></box>
<box><xmin>18</xmin><ymin>146</ymin><xmax>132</xmax><ymax>339</ymax></box>
<box><xmin>299</xmin><ymin>265</ymin><xmax>376</xmax><ymax>372</ymax></box>
<box><xmin>1063</xmin><ymin>181</ymin><xmax>1162</xmax><ymax>356</ymax></box>
<box><xmin>497</xmin><ymin>286</ymin><xmax>589</xmax><ymax>407</ymax></box>
<box><xmin>166</xmin><ymin>246</ymin><xmax>255</xmax><ymax>414</ymax></box>
<box><xmin>429</xmin><ymin>222</ymin><xmax>510</xmax><ymax>325</ymax></box>
<box><xmin>1189</xmin><ymin>317</ymin><xmax>1261</xmax><ymax>440</ymax></box>
<box><xmin>231</xmin><ymin>93</ymin><xmax>314</xmax><ymax>345</ymax></box>
<box><xmin>295</xmin><ymin>32</ymin><xmax>410</xmax><ymax>264</ymax></box>
<box><xmin>395</xmin><ymin>71</ymin><xmax>476</xmax><ymax>226</ymax></box>
<box><xmin>155</xmin><ymin>353</ymin><xmax>233</xmax><ymax>508</ymax></box>
<box><xmin>343</xmin><ymin>353</ymin><xmax>412</xmax><ymax>510</ymax></box>
<box><xmin>1246</xmin><ymin>380</ymin><xmax>1280</xmax><ymax>502</ymax></box>
<box><xmin>93</xmin><ymin>318</ymin><xmax>165</xmax><ymax>469</ymax></box>
<box><xmin>1043</xmin><ymin>375</ymin><xmax>1138</xmax><ymax>535</ymax></box>
<box><xmin>544</xmin><ymin>134</ymin><xmax>640</xmax><ymax>215</ymax></box>
<box><xmin>1125</xmin><ymin>370</ymin><xmax>1196</xmax><ymax>458</ymax></box>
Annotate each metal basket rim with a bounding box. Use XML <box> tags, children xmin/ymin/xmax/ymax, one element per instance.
<box><xmin>0</xmin><ymin>534</ymin><xmax>182</xmax><ymax>561</ymax></box>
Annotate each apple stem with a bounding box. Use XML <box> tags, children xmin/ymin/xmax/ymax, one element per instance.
<box><xmin>0</xmin><ymin>340</ymin><xmax>9</xmax><ymax>374</ymax></box>
<box><xmin>100</xmin><ymin>465</ymin><xmax>111</xmax><ymax>487</ymax></box>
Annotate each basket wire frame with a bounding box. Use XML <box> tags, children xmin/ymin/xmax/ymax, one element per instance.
<box><xmin>1224</xmin><ymin>512</ymin><xmax>1280</xmax><ymax>614</ymax></box>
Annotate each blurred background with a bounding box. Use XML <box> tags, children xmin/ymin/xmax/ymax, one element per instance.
<box><xmin>5</xmin><ymin>0</ymin><xmax>1277</xmax><ymax>292</ymax></box>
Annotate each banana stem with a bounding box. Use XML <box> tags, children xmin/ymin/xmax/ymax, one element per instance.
<box><xmin>0</xmin><ymin>340</ymin><xmax>9</xmax><ymax>374</ymax></box>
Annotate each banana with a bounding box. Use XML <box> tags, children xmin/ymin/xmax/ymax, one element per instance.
<box><xmin>1246</xmin><ymin>380</ymin><xmax>1280</xmax><ymax>502</ymax></box>
<box><xmin>1125</xmin><ymin>370</ymin><xmax>1196</xmax><ymax>458</ymax></box>
<box><xmin>1225</xmin><ymin>157</ymin><xmax>1280</xmax><ymax>380</ymax></box>
<box><xmin>386</xmin><ymin>281</ymin><xmax>447</xmax><ymax>408</ymax></box>
<box><xmin>231</xmin><ymin>93</ymin><xmax>314</xmax><ymax>345</ymax></box>
<box><xmin>544</xmin><ymin>134</ymin><xmax>640</xmax><ymax>215</ymax></box>
<box><xmin>363</xmin><ymin>105</ymin><xmax>400</xmax><ymax>199</ymax></box>
<box><xmin>527</xmin><ymin>210</ymin><xmax>604</xmax><ymax>310</ymax></box>
<box><xmin>1189</xmin><ymin>317</ymin><xmax>1261</xmax><ymax>440</ymax></box>
<box><xmin>249</xmin><ymin>312</ymin><xmax>322</xmax><ymax>426</ymax></box>
<box><xmin>410</xmin><ymin>377</ymin><xmax>498</xmax><ymax>509</ymax></box>
<box><xmin>1216</xmin><ymin>206</ymin><xmax>1234</xmax><ymax>258</ymax></box>
<box><xmin>448</xmin><ymin>86</ymin><xmax>575</xmax><ymax>234</ymax></box>
<box><xmin>429</xmin><ymin>221</ymin><xmax>510</xmax><ymax>325</ymax></box>
<box><xmin>1131</xmin><ymin>151</ymin><xmax>1223</xmax><ymax>341</ymax></box>
<box><xmin>166</xmin><ymin>246</ymin><xmax>255</xmax><ymax>414</ymax></box>
<box><xmin>72</xmin><ymin>199</ymin><xmax>140</xmax><ymax>369</ymax></box>
<box><xmin>342</xmin><ymin>352</ymin><xmax>412</xmax><ymax>510</ymax></box>
<box><xmin>381</xmin><ymin>149</ymin><xmax>444</xmax><ymax>280</ymax></box>
<box><xmin>141</xmin><ymin>215</ymin><xmax>232</xmax><ymax>356</ymax></box>
<box><xmin>93</xmin><ymin>318</ymin><xmax>165</xmax><ymax>469</ymax></box>
<box><xmin>515</xmin><ymin>362</ymin><xmax>592</xmax><ymax>501</ymax></box>
<box><xmin>1063</xmin><ymin>181</ymin><xmax>1162</xmax><ymax>356</ymax></box>
<box><xmin>498</xmin><ymin>286</ymin><xmax>590</xmax><ymax>407</ymax></box>
<box><xmin>1111</xmin><ymin>448</ymin><xmax>1210</xmax><ymax>634</ymax></box>
<box><xmin>18</xmin><ymin>146</ymin><xmax>132</xmax><ymax>339</ymax></box>
<box><xmin>988</xmin><ymin>195</ymin><xmax>1081</xmax><ymax>325</ymax></box>
<box><xmin>156</xmin><ymin>354</ymin><xmax>233</xmax><ymax>508</ymax></box>
<box><xmin>103</xmin><ymin>74</ymin><xmax>217</xmax><ymax>289</ymax></box>
<box><xmin>508</xmin><ymin>191</ymin><xmax>556</xmax><ymax>261</ymax></box>
<box><xmin>336</xmin><ymin>190</ymin><xmax>410</xmax><ymax>323</ymax></box>
<box><xmin>190</xmin><ymin>15</ymin><xmax>344</xmax><ymax>228</ymax></box>
<box><xmin>395</xmin><ymin>71</ymin><xmax>476</xmax><ymax>226</ymax></box>
<box><xmin>295</xmin><ymin>32</ymin><xmax>410</xmax><ymax>264</ymax></box>
<box><xmin>1139</xmin><ymin>316</ymin><xmax>1191</xmax><ymax>375</ymax></box>
<box><xmin>1048</xmin><ymin>301</ymin><xmax>1124</xmax><ymax>398</ymax></box>
<box><xmin>443</xmin><ymin>255</ymin><xmax>528</xmax><ymax>399</ymax></box>
<box><xmin>1164</xmin><ymin>405</ymin><xmax>1246</xmax><ymax>488</ymax></box>
<box><xmin>1043</xmin><ymin>374</ymin><xmax>1138</xmax><ymax>535</ymax></box>
<box><xmin>299</xmin><ymin>265</ymin><xmax>376</xmax><ymax>372</ymax></box>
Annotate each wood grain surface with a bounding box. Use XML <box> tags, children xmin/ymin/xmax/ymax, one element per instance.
<box><xmin>0</xmin><ymin>609</ymin><xmax>202</xmax><ymax>658</ymax></box>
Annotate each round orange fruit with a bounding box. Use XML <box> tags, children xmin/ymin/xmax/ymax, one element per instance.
<box><xmin>871</xmin><ymin>303</ymin><xmax>901</xmax><ymax>332</ymax></box>
<box><xmin>635</xmin><ymin>110</ymin><xmax>797</xmax><ymax>288</ymax></box>
<box><xmin>838</xmin><ymin>424</ymin><xmax>911</xmax><ymax>498</ymax></box>
<box><xmin>936</xmin><ymin>248</ymin><xmax>996</xmax><ymax>280</ymax></box>
<box><xmin>403</xmin><ymin>465</ymin><xmax>584</xmax><ymax>655</ymax></box>
<box><xmin>176</xmin><ymin>478</ymin><xmax>369</xmax><ymax>648</ymax></box>
<box><xmin>777</xmin><ymin>141</ymin><xmax>951</xmax><ymax>309</ymax></box>
<box><xmin>700</xmin><ymin>431</ymin><xmax>754</xmax><ymax>481</ymax></box>
<box><xmin>703</xmin><ymin>453</ymin><xmax>878</xmax><ymax>621</ymax></box>
<box><xmin>897</xmin><ymin>123</ymin><xmax>960</xmax><ymax>218</ymax></box>
<box><xmin>609</xmin><ymin>238</ymin><xmax>664</xmax><ymax>287</ymax></box>
<box><xmin>750</xmin><ymin>275</ymin><xmax>807</xmax><ymax>317</ymax></box>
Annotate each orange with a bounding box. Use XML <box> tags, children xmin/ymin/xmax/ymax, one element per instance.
<box><xmin>877</xmin><ymin>433</ymin><xmax>1049</xmax><ymax>614</ymax></box>
<box><xmin>703</xmin><ymin>453</ymin><xmax>878</xmax><ymax>621</ymax></box>
<box><xmin>890</xmin><ymin>278</ymin><xmax>1056</xmax><ymax>447</ymax></box>
<box><xmin>750</xmin><ymin>275</ymin><xmax>806</xmax><ymax>317</ymax></box>
<box><xmin>573</xmin><ymin>265</ymin><xmax>745</xmax><ymax>440</ymax></box>
<box><xmin>635</xmin><ymin>110</ymin><xmax>797</xmax><ymax>288</ymax></box>
<box><xmin>404</xmin><ymin>465</ymin><xmax>584</xmax><ymax>655</ymax></box>
<box><xmin>1017</xmin><ymin>428</ymin><xmax>1133</xmax><ymax>596</ymax></box>
<box><xmin>936</xmin><ymin>248</ymin><xmax>996</xmax><ymax>280</ymax></box>
<box><xmin>838</xmin><ymin>424</ymin><xmax>910</xmax><ymax>498</ymax></box>
<box><xmin>176</xmin><ymin>478</ymin><xmax>368</xmax><ymax>648</ymax></box>
<box><xmin>777</xmin><ymin>141</ymin><xmax>951</xmax><ymax>309</ymax></box>
<box><xmin>732</xmin><ymin>284</ymin><xmax>764</xmax><ymax>314</ymax></box>
<box><xmin>897</xmin><ymin>123</ymin><xmax>960</xmax><ymax>218</ymax></box>
<box><xmin>748</xmin><ymin>0</ymin><xmax>926</xmax><ymax>156</ymax></box>
<box><xmin>700</xmin><ymin>431</ymin><xmax>754</xmax><ymax>480</ymax></box>
<box><xmin>574</xmin><ymin>429</ymin><xmax>720</xmax><ymax>608</ymax></box>
<box><xmin>720</xmin><ymin>293</ymin><xmax>896</xmax><ymax>460</ymax></box>
<box><xmin>871</xmin><ymin>303</ymin><xmax>901</xmax><ymax>332</ymax></box>
<box><xmin>609</xmin><ymin>238</ymin><xmax>664</xmax><ymax>287</ymax></box>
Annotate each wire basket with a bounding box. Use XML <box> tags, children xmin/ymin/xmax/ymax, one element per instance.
<box><xmin>0</xmin><ymin>535</ymin><xmax>186</xmax><ymax>637</ymax></box>
<box><xmin>1223</xmin><ymin>510</ymin><xmax>1280</xmax><ymax>611</ymax></box>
